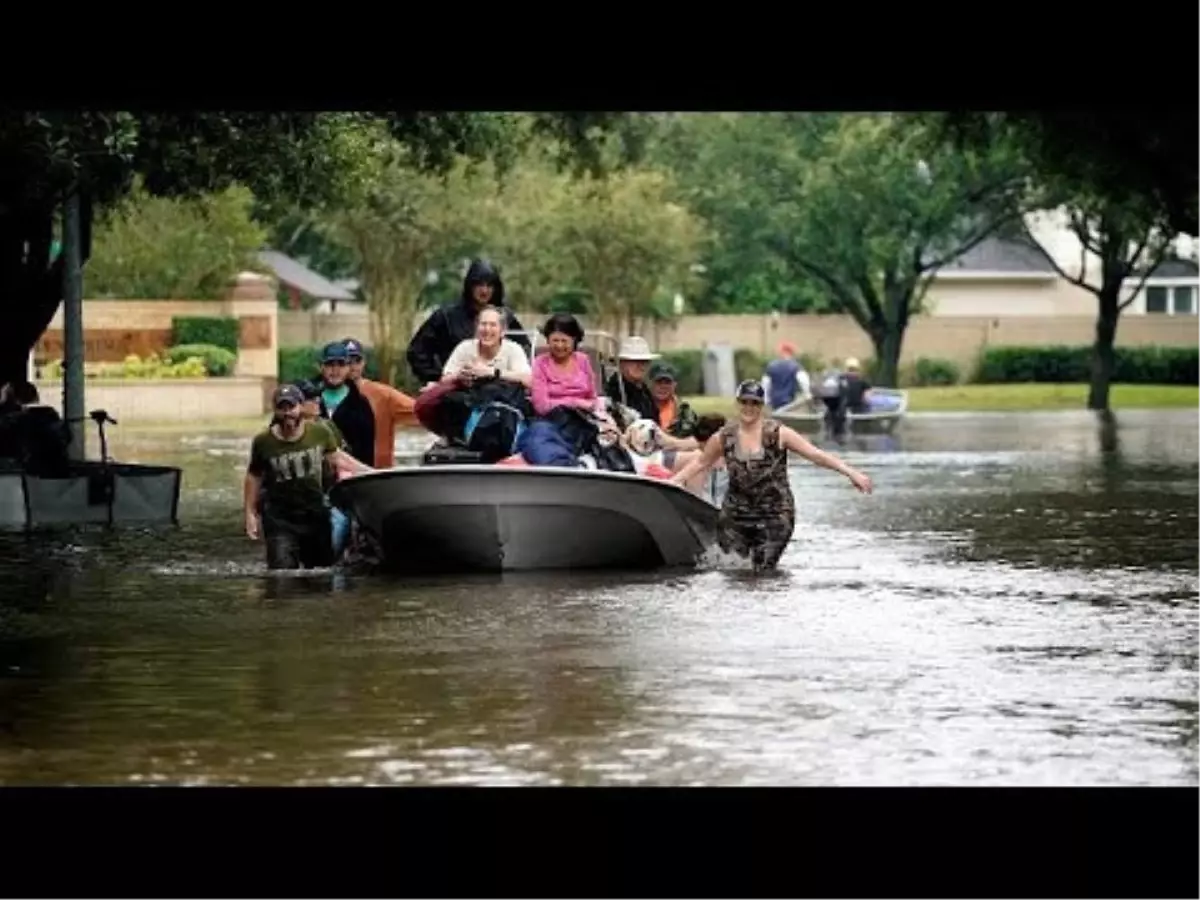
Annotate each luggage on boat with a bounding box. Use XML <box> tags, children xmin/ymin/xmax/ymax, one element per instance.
<box><xmin>462</xmin><ymin>400</ymin><xmax>527</xmax><ymax>463</ymax></box>
<box><xmin>420</xmin><ymin>380</ymin><xmax>533</xmax><ymax>463</ymax></box>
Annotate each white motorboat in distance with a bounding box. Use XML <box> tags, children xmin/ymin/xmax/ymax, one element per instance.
<box><xmin>329</xmin><ymin>464</ymin><xmax>720</xmax><ymax>574</ymax></box>
<box><xmin>773</xmin><ymin>387</ymin><xmax>909</xmax><ymax>436</ymax></box>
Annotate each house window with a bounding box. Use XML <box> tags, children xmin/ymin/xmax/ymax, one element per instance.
<box><xmin>1147</xmin><ymin>290</ymin><xmax>1195</xmax><ymax>319</ymax></box>
<box><xmin>1172</xmin><ymin>286</ymin><xmax>1196</xmax><ymax>314</ymax></box>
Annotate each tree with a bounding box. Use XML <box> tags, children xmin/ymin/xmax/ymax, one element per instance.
<box><xmin>0</xmin><ymin>110</ymin><xmax>639</xmax><ymax>384</ymax></box>
<box><xmin>1017</xmin><ymin>199</ymin><xmax>1178</xmax><ymax>410</ymax></box>
<box><xmin>327</xmin><ymin>146</ymin><xmax>494</xmax><ymax>385</ymax></box>
<box><xmin>657</xmin><ymin>113</ymin><xmax>1028</xmax><ymax>384</ymax></box>
<box><xmin>925</xmin><ymin>111</ymin><xmax>1198</xmax><ymax>239</ymax></box>
<box><xmin>0</xmin><ymin>112</ymin><xmax>386</xmax><ymax>384</ymax></box>
<box><xmin>646</xmin><ymin>113</ymin><xmax>833</xmax><ymax>315</ymax></box>
<box><xmin>85</xmin><ymin>179</ymin><xmax>268</xmax><ymax>299</ymax></box>
<box><xmin>556</xmin><ymin>167</ymin><xmax>709</xmax><ymax>336</ymax></box>
<box><xmin>480</xmin><ymin>155</ymin><xmax>582</xmax><ymax>313</ymax></box>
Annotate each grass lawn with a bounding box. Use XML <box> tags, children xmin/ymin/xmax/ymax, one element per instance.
<box><xmin>682</xmin><ymin>383</ymin><xmax>1199</xmax><ymax>415</ymax></box>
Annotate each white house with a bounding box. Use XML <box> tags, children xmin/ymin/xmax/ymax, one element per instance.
<box><xmin>923</xmin><ymin>210</ymin><xmax>1199</xmax><ymax>318</ymax></box>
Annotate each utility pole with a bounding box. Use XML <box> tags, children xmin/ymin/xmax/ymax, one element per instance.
<box><xmin>61</xmin><ymin>190</ymin><xmax>86</xmax><ymax>460</ymax></box>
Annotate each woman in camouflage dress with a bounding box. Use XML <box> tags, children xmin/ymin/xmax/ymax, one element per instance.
<box><xmin>670</xmin><ymin>380</ymin><xmax>873</xmax><ymax>571</ymax></box>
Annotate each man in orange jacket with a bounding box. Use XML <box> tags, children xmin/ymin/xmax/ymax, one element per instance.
<box><xmin>342</xmin><ymin>337</ymin><xmax>417</xmax><ymax>468</ymax></box>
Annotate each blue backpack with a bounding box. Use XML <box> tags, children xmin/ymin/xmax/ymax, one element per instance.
<box><xmin>462</xmin><ymin>401</ymin><xmax>527</xmax><ymax>463</ymax></box>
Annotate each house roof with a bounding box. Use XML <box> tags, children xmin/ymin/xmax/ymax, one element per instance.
<box><xmin>257</xmin><ymin>250</ymin><xmax>356</xmax><ymax>301</ymax></box>
<box><xmin>1144</xmin><ymin>258</ymin><xmax>1198</xmax><ymax>279</ymax></box>
<box><xmin>936</xmin><ymin>235</ymin><xmax>1058</xmax><ymax>275</ymax></box>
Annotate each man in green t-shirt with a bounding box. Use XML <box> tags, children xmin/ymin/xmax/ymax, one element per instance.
<box><xmin>244</xmin><ymin>384</ymin><xmax>373</xmax><ymax>569</ymax></box>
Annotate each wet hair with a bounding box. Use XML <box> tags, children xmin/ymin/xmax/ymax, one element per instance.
<box><xmin>693</xmin><ymin>414</ymin><xmax>727</xmax><ymax>443</ymax></box>
<box><xmin>541</xmin><ymin>312</ymin><xmax>585</xmax><ymax>347</ymax></box>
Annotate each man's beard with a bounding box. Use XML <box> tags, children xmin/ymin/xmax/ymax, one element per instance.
<box><xmin>276</xmin><ymin>411</ymin><xmax>303</xmax><ymax>432</ymax></box>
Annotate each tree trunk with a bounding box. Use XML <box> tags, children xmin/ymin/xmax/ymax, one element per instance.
<box><xmin>1088</xmin><ymin>288</ymin><xmax>1120</xmax><ymax>411</ymax></box>
<box><xmin>869</xmin><ymin>324</ymin><xmax>906</xmax><ymax>388</ymax></box>
<box><xmin>370</xmin><ymin>301</ymin><xmax>393</xmax><ymax>385</ymax></box>
<box><xmin>0</xmin><ymin>207</ymin><xmax>65</xmax><ymax>386</ymax></box>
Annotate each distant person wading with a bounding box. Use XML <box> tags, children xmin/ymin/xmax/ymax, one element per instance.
<box><xmin>671</xmin><ymin>380</ymin><xmax>873</xmax><ymax>571</ymax></box>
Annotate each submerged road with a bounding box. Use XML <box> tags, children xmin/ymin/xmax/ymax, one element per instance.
<box><xmin>0</xmin><ymin>409</ymin><xmax>1195</xmax><ymax>785</ymax></box>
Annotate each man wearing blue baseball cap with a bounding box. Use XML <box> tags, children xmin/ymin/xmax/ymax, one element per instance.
<box><xmin>314</xmin><ymin>340</ymin><xmax>376</xmax><ymax>466</ymax></box>
<box><xmin>341</xmin><ymin>336</ymin><xmax>417</xmax><ymax>468</ymax></box>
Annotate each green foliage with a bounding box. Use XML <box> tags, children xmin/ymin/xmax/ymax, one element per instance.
<box><xmin>658</xmin><ymin>351</ymin><xmax>704</xmax><ymax>395</ymax></box>
<box><xmin>278</xmin><ymin>346</ymin><xmax>328</xmax><ymax>385</ymax></box>
<box><xmin>326</xmin><ymin>147</ymin><xmax>498</xmax><ymax>384</ymax></box>
<box><xmin>925</xmin><ymin>112</ymin><xmax>1197</xmax><ymax>239</ymax></box>
<box><xmin>171</xmin><ymin>316</ymin><xmax>239</xmax><ymax>352</ymax></box>
<box><xmin>162</xmin><ymin>344</ymin><xmax>236</xmax><ymax>376</ymax></box>
<box><xmin>85</xmin><ymin>180</ymin><xmax>268</xmax><ymax>299</ymax></box>
<box><xmin>555</xmin><ymin>166</ymin><xmax>709</xmax><ymax>334</ymax></box>
<box><xmin>975</xmin><ymin>345</ymin><xmax>1198</xmax><ymax>385</ymax></box>
<box><xmin>904</xmin><ymin>357</ymin><xmax>962</xmax><ymax>387</ymax></box>
<box><xmin>649</xmin><ymin>112</ymin><xmax>1030</xmax><ymax>385</ymax></box>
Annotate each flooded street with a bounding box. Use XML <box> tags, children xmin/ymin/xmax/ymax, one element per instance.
<box><xmin>0</xmin><ymin>409</ymin><xmax>1195</xmax><ymax>786</ymax></box>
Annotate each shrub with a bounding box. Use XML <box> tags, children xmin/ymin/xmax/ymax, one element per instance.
<box><xmin>907</xmin><ymin>357</ymin><xmax>962</xmax><ymax>387</ymax></box>
<box><xmin>658</xmin><ymin>350</ymin><xmax>703</xmax><ymax>395</ymax></box>
<box><xmin>40</xmin><ymin>354</ymin><xmax>210</xmax><ymax>380</ymax></box>
<box><xmin>734</xmin><ymin>348</ymin><xmax>767</xmax><ymax>385</ymax></box>
<box><xmin>974</xmin><ymin>345</ymin><xmax>1198</xmax><ymax>385</ymax></box>
<box><xmin>162</xmin><ymin>344</ymin><xmax>237</xmax><ymax>377</ymax></box>
<box><xmin>172</xmin><ymin>316</ymin><xmax>239</xmax><ymax>353</ymax></box>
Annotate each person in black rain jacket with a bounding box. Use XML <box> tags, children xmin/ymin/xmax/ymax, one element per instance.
<box><xmin>406</xmin><ymin>259</ymin><xmax>531</xmax><ymax>387</ymax></box>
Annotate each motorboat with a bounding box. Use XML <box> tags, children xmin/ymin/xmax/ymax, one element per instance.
<box><xmin>0</xmin><ymin>409</ymin><xmax>182</xmax><ymax>531</ymax></box>
<box><xmin>330</xmin><ymin>326</ymin><xmax>721</xmax><ymax>574</ymax></box>
<box><xmin>329</xmin><ymin>463</ymin><xmax>720</xmax><ymax>574</ymax></box>
<box><xmin>772</xmin><ymin>387</ymin><xmax>909</xmax><ymax>436</ymax></box>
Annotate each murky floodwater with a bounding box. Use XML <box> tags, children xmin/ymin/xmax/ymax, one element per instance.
<box><xmin>0</xmin><ymin>409</ymin><xmax>1195</xmax><ymax>785</ymax></box>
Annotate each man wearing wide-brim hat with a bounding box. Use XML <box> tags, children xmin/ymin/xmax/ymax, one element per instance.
<box><xmin>604</xmin><ymin>335</ymin><xmax>660</xmax><ymax>428</ymax></box>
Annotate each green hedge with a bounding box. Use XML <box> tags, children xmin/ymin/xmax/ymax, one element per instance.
<box><xmin>975</xmin><ymin>345</ymin><xmax>1199</xmax><ymax>385</ymax></box>
<box><xmin>162</xmin><ymin>344</ymin><xmax>237</xmax><ymax>377</ymax></box>
<box><xmin>171</xmin><ymin>316</ymin><xmax>239</xmax><ymax>353</ymax></box>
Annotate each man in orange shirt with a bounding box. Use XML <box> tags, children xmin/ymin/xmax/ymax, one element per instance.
<box><xmin>342</xmin><ymin>337</ymin><xmax>417</xmax><ymax>468</ymax></box>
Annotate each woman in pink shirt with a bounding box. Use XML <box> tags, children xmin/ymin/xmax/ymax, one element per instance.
<box><xmin>530</xmin><ymin>313</ymin><xmax>599</xmax><ymax>416</ymax></box>
<box><xmin>520</xmin><ymin>313</ymin><xmax>604</xmax><ymax>466</ymax></box>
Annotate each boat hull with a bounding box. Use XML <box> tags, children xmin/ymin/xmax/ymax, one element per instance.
<box><xmin>329</xmin><ymin>465</ymin><xmax>720</xmax><ymax>573</ymax></box>
<box><xmin>0</xmin><ymin>462</ymin><xmax>182</xmax><ymax>531</ymax></box>
<box><xmin>773</xmin><ymin>388</ymin><xmax>909</xmax><ymax>435</ymax></box>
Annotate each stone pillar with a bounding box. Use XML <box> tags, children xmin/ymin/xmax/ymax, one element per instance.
<box><xmin>222</xmin><ymin>272</ymin><xmax>279</xmax><ymax>379</ymax></box>
<box><xmin>222</xmin><ymin>271</ymin><xmax>279</xmax><ymax>413</ymax></box>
